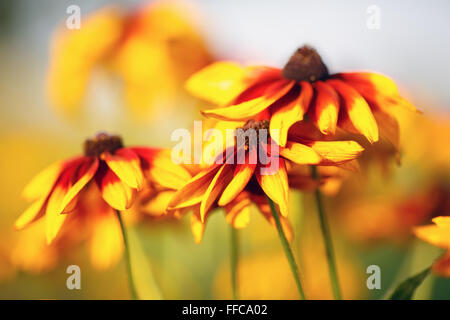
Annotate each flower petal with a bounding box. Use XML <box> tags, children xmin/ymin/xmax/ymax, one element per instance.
<box><xmin>202</xmin><ymin>80</ymin><xmax>295</xmax><ymax>121</ymax></box>
<box><xmin>270</xmin><ymin>81</ymin><xmax>313</xmax><ymax>147</ymax></box>
<box><xmin>60</xmin><ymin>158</ymin><xmax>99</xmax><ymax>213</ymax></box>
<box><xmin>256</xmin><ymin>159</ymin><xmax>289</xmax><ymax>217</ymax></box>
<box><xmin>148</xmin><ymin>154</ymin><xmax>192</xmax><ymax>190</ymax></box>
<box><xmin>191</xmin><ymin>206</ymin><xmax>206</xmax><ymax>244</ymax></box>
<box><xmin>218</xmin><ymin>163</ymin><xmax>256</xmax><ymax>206</ymax></box>
<box><xmin>14</xmin><ymin>197</ymin><xmax>47</xmax><ymax>230</ymax></box>
<box><xmin>308</xmin><ymin>140</ymin><xmax>364</xmax><ymax>165</ymax></box>
<box><xmin>327</xmin><ymin>79</ymin><xmax>379</xmax><ymax>143</ymax></box>
<box><xmin>103</xmin><ymin>148</ymin><xmax>144</xmax><ymax>190</ymax></box>
<box><xmin>22</xmin><ymin>161</ymin><xmax>64</xmax><ymax>201</ymax></box>
<box><xmin>44</xmin><ymin>158</ymin><xmax>87</xmax><ymax>244</ymax></box>
<box><xmin>372</xmin><ymin>108</ymin><xmax>400</xmax><ymax>150</ymax></box>
<box><xmin>338</xmin><ymin>72</ymin><xmax>420</xmax><ymax>113</ymax></box>
<box><xmin>45</xmin><ymin>186</ymin><xmax>68</xmax><ymax>244</ymax></box>
<box><xmin>185</xmin><ymin>62</ymin><xmax>248</xmax><ymax>106</ymax></box>
<box><xmin>414</xmin><ymin>217</ymin><xmax>450</xmax><ymax>250</ymax></box>
<box><xmin>200</xmin><ymin>164</ymin><xmax>234</xmax><ymax>222</ymax></box>
<box><xmin>89</xmin><ymin>209</ymin><xmax>123</xmax><ymax>270</ymax></box>
<box><xmin>141</xmin><ymin>190</ymin><xmax>175</xmax><ymax>216</ymax></box>
<box><xmin>224</xmin><ymin>191</ymin><xmax>251</xmax><ymax>229</ymax></box>
<box><xmin>311</xmin><ymin>81</ymin><xmax>339</xmax><ymax>135</ymax></box>
<box><xmin>280</xmin><ymin>141</ymin><xmax>322</xmax><ymax>165</ymax></box>
<box><xmin>96</xmin><ymin>164</ymin><xmax>136</xmax><ymax>211</ymax></box>
<box><xmin>167</xmin><ymin>165</ymin><xmax>222</xmax><ymax>210</ymax></box>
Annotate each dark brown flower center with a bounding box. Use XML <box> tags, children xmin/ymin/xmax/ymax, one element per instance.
<box><xmin>282</xmin><ymin>45</ymin><xmax>329</xmax><ymax>82</ymax></box>
<box><xmin>235</xmin><ymin>120</ymin><xmax>270</xmax><ymax>150</ymax></box>
<box><xmin>84</xmin><ymin>132</ymin><xmax>123</xmax><ymax>157</ymax></box>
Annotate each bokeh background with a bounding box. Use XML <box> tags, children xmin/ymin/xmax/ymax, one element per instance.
<box><xmin>1</xmin><ymin>0</ymin><xmax>450</xmax><ymax>299</ymax></box>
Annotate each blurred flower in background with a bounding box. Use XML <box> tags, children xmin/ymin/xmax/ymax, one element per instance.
<box><xmin>47</xmin><ymin>0</ymin><xmax>212</xmax><ymax>117</ymax></box>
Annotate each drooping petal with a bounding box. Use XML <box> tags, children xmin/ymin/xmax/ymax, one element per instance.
<box><xmin>256</xmin><ymin>159</ymin><xmax>289</xmax><ymax>217</ymax></box>
<box><xmin>103</xmin><ymin>148</ymin><xmax>144</xmax><ymax>190</ymax></box>
<box><xmin>327</xmin><ymin>79</ymin><xmax>379</xmax><ymax>143</ymax></box>
<box><xmin>14</xmin><ymin>197</ymin><xmax>47</xmax><ymax>230</ymax></box>
<box><xmin>129</xmin><ymin>147</ymin><xmax>159</xmax><ymax>170</ymax></box>
<box><xmin>372</xmin><ymin>108</ymin><xmax>400</xmax><ymax>149</ymax></box>
<box><xmin>200</xmin><ymin>164</ymin><xmax>234</xmax><ymax>222</ymax></box>
<box><xmin>44</xmin><ymin>158</ymin><xmax>87</xmax><ymax>243</ymax></box>
<box><xmin>308</xmin><ymin>140</ymin><xmax>364</xmax><ymax>165</ymax></box>
<box><xmin>433</xmin><ymin>216</ymin><xmax>450</xmax><ymax>228</ymax></box>
<box><xmin>201</xmin><ymin>80</ymin><xmax>295</xmax><ymax>121</ymax></box>
<box><xmin>167</xmin><ymin>164</ymin><xmax>222</xmax><ymax>210</ymax></box>
<box><xmin>414</xmin><ymin>217</ymin><xmax>450</xmax><ymax>249</ymax></box>
<box><xmin>190</xmin><ymin>206</ymin><xmax>206</xmax><ymax>244</ymax></box>
<box><xmin>22</xmin><ymin>160</ymin><xmax>64</xmax><ymax>201</ymax></box>
<box><xmin>96</xmin><ymin>164</ymin><xmax>136</xmax><ymax>211</ymax></box>
<box><xmin>45</xmin><ymin>186</ymin><xmax>68</xmax><ymax>244</ymax></box>
<box><xmin>336</xmin><ymin>159</ymin><xmax>361</xmax><ymax>172</ymax></box>
<box><xmin>185</xmin><ymin>62</ymin><xmax>249</xmax><ymax>106</ymax></box>
<box><xmin>279</xmin><ymin>141</ymin><xmax>322</xmax><ymax>165</ymax></box>
<box><xmin>338</xmin><ymin>72</ymin><xmax>420</xmax><ymax>113</ymax></box>
<box><xmin>89</xmin><ymin>209</ymin><xmax>124</xmax><ymax>270</ymax></box>
<box><xmin>141</xmin><ymin>190</ymin><xmax>175</xmax><ymax>216</ymax></box>
<box><xmin>311</xmin><ymin>81</ymin><xmax>339</xmax><ymax>135</ymax></box>
<box><xmin>148</xmin><ymin>154</ymin><xmax>192</xmax><ymax>190</ymax></box>
<box><xmin>287</xmin><ymin>120</ymin><xmax>325</xmax><ymax>142</ymax></box>
<box><xmin>224</xmin><ymin>192</ymin><xmax>251</xmax><ymax>229</ymax></box>
<box><xmin>270</xmin><ymin>82</ymin><xmax>313</xmax><ymax>147</ymax></box>
<box><xmin>60</xmin><ymin>158</ymin><xmax>99</xmax><ymax>213</ymax></box>
<box><xmin>218</xmin><ymin>163</ymin><xmax>256</xmax><ymax>206</ymax></box>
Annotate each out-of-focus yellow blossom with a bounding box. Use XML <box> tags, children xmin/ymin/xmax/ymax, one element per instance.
<box><xmin>47</xmin><ymin>1</ymin><xmax>212</xmax><ymax>116</ymax></box>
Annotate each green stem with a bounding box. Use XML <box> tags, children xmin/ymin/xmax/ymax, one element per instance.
<box><xmin>311</xmin><ymin>166</ymin><xmax>342</xmax><ymax>300</ymax></box>
<box><xmin>230</xmin><ymin>226</ymin><xmax>239</xmax><ymax>300</ymax></box>
<box><xmin>115</xmin><ymin>210</ymin><xmax>138</xmax><ymax>300</ymax></box>
<box><xmin>266</xmin><ymin>196</ymin><xmax>306</xmax><ymax>300</ymax></box>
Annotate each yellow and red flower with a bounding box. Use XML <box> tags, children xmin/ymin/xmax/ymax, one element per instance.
<box><xmin>47</xmin><ymin>1</ymin><xmax>212</xmax><ymax>115</ymax></box>
<box><xmin>167</xmin><ymin>119</ymin><xmax>364</xmax><ymax>243</ymax></box>
<box><xmin>15</xmin><ymin>132</ymin><xmax>187</xmax><ymax>246</ymax></box>
<box><xmin>186</xmin><ymin>45</ymin><xmax>419</xmax><ymax>150</ymax></box>
<box><xmin>414</xmin><ymin>216</ymin><xmax>450</xmax><ymax>277</ymax></box>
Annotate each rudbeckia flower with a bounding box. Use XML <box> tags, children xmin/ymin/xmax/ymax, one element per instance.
<box><xmin>186</xmin><ymin>45</ymin><xmax>419</xmax><ymax>150</ymax></box>
<box><xmin>167</xmin><ymin>119</ymin><xmax>364</xmax><ymax>243</ymax></box>
<box><xmin>15</xmin><ymin>132</ymin><xmax>186</xmax><ymax>246</ymax></box>
<box><xmin>414</xmin><ymin>216</ymin><xmax>450</xmax><ymax>277</ymax></box>
<box><xmin>47</xmin><ymin>1</ymin><xmax>212</xmax><ymax>115</ymax></box>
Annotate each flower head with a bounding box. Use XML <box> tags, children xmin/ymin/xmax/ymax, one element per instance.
<box><xmin>187</xmin><ymin>45</ymin><xmax>419</xmax><ymax>150</ymax></box>
<box><xmin>167</xmin><ymin>119</ymin><xmax>364</xmax><ymax>243</ymax></box>
<box><xmin>15</xmin><ymin>132</ymin><xmax>183</xmax><ymax>245</ymax></box>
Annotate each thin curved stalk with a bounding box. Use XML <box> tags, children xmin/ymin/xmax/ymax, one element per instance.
<box><xmin>230</xmin><ymin>226</ymin><xmax>239</xmax><ymax>300</ymax></box>
<box><xmin>266</xmin><ymin>196</ymin><xmax>306</xmax><ymax>300</ymax></box>
<box><xmin>115</xmin><ymin>210</ymin><xmax>138</xmax><ymax>300</ymax></box>
<box><xmin>311</xmin><ymin>166</ymin><xmax>342</xmax><ymax>300</ymax></box>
